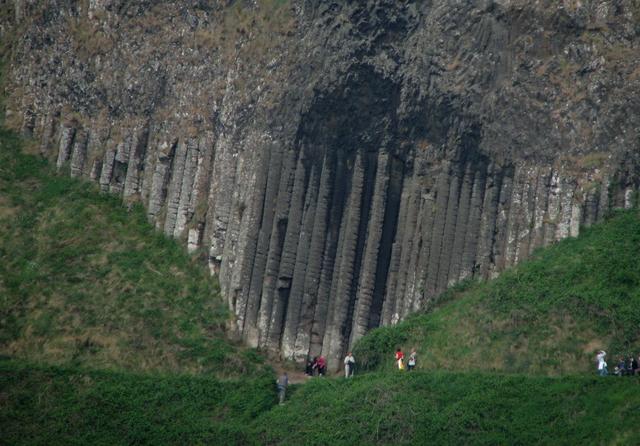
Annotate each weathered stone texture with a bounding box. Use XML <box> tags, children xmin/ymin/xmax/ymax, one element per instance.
<box><xmin>6</xmin><ymin>0</ymin><xmax>640</xmax><ymax>369</ymax></box>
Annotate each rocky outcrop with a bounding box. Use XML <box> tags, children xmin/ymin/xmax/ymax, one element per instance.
<box><xmin>3</xmin><ymin>0</ymin><xmax>640</xmax><ymax>368</ymax></box>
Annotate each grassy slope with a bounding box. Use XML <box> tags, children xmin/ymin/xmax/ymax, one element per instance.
<box><xmin>354</xmin><ymin>211</ymin><xmax>640</xmax><ymax>375</ymax></box>
<box><xmin>0</xmin><ymin>360</ymin><xmax>276</xmax><ymax>446</ymax></box>
<box><xmin>0</xmin><ymin>129</ymin><xmax>265</xmax><ymax>377</ymax></box>
<box><xmin>3</xmin><ymin>360</ymin><xmax>639</xmax><ymax>446</ymax></box>
<box><xmin>254</xmin><ymin>371</ymin><xmax>640</xmax><ymax>446</ymax></box>
<box><xmin>2</xmin><ymin>129</ymin><xmax>640</xmax><ymax>445</ymax></box>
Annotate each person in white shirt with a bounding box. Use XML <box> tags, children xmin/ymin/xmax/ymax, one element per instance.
<box><xmin>596</xmin><ymin>350</ymin><xmax>608</xmax><ymax>376</ymax></box>
<box><xmin>344</xmin><ymin>352</ymin><xmax>355</xmax><ymax>378</ymax></box>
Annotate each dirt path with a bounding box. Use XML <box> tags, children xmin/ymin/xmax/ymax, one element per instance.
<box><xmin>271</xmin><ymin>364</ymin><xmax>312</xmax><ymax>384</ymax></box>
<box><xmin>270</xmin><ymin>361</ymin><xmax>342</xmax><ymax>384</ymax></box>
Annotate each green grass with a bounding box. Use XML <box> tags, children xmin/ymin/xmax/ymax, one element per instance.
<box><xmin>354</xmin><ymin>210</ymin><xmax>640</xmax><ymax>375</ymax></box>
<box><xmin>254</xmin><ymin>371</ymin><xmax>640</xmax><ymax>445</ymax></box>
<box><xmin>0</xmin><ymin>129</ymin><xmax>266</xmax><ymax>377</ymax></box>
<box><xmin>0</xmin><ymin>359</ymin><xmax>276</xmax><ymax>446</ymax></box>
<box><xmin>3</xmin><ymin>359</ymin><xmax>639</xmax><ymax>446</ymax></box>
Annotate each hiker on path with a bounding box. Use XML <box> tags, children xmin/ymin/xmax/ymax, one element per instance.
<box><xmin>628</xmin><ymin>355</ymin><xmax>638</xmax><ymax>376</ymax></box>
<box><xmin>395</xmin><ymin>348</ymin><xmax>405</xmax><ymax>371</ymax></box>
<box><xmin>315</xmin><ymin>355</ymin><xmax>327</xmax><ymax>376</ymax></box>
<box><xmin>305</xmin><ymin>357</ymin><xmax>315</xmax><ymax>376</ymax></box>
<box><xmin>276</xmin><ymin>372</ymin><xmax>288</xmax><ymax>404</ymax></box>
<box><xmin>344</xmin><ymin>352</ymin><xmax>355</xmax><ymax>378</ymax></box>
<box><xmin>596</xmin><ymin>350</ymin><xmax>607</xmax><ymax>376</ymax></box>
<box><xmin>407</xmin><ymin>349</ymin><xmax>417</xmax><ymax>371</ymax></box>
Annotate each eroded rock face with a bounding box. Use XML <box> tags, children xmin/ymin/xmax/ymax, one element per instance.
<box><xmin>4</xmin><ymin>0</ymin><xmax>640</xmax><ymax>368</ymax></box>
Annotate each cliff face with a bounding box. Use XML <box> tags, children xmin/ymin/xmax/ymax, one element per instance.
<box><xmin>4</xmin><ymin>0</ymin><xmax>640</xmax><ymax>368</ymax></box>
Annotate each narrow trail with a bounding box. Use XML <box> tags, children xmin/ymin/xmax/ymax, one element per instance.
<box><xmin>270</xmin><ymin>361</ymin><xmax>342</xmax><ymax>384</ymax></box>
<box><xmin>272</xmin><ymin>365</ymin><xmax>309</xmax><ymax>384</ymax></box>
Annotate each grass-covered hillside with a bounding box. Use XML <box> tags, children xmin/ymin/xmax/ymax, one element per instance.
<box><xmin>1</xmin><ymin>361</ymin><xmax>276</xmax><ymax>446</ymax></box>
<box><xmin>3</xmin><ymin>359</ymin><xmax>639</xmax><ymax>446</ymax></box>
<box><xmin>0</xmin><ymin>129</ymin><xmax>265</xmax><ymax>377</ymax></box>
<box><xmin>354</xmin><ymin>210</ymin><xmax>640</xmax><ymax>375</ymax></box>
<box><xmin>2</xmin><ymin>128</ymin><xmax>640</xmax><ymax>445</ymax></box>
<box><xmin>254</xmin><ymin>371</ymin><xmax>640</xmax><ymax>445</ymax></box>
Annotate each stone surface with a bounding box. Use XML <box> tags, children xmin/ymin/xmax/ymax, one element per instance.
<box><xmin>3</xmin><ymin>0</ymin><xmax>640</xmax><ymax>369</ymax></box>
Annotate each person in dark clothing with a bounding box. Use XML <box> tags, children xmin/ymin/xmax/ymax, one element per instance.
<box><xmin>627</xmin><ymin>355</ymin><xmax>638</xmax><ymax>376</ymax></box>
<box><xmin>305</xmin><ymin>357</ymin><xmax>315</xmax><ymax>376</ymax></box>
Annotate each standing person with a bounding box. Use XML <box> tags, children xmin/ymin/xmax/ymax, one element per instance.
<box><xmin>616</xmin><ymin>357</ymin><xmax>627</xmax><ymax>376</ymax></box>
<box><xmin>634</xmin><ymin>355</ymin><xmax>640</xmax><ymax>376</ymax></box>
<box><xmin>276</xmin><ymin>372</ymin><xmax>288</xmax><ymax>405</ymax></box>
<box><xmin>344</xmin><ymin>352</ymin><xmax>355</xmax><ymax>378</ymax></box>
<box><xmin>395</xmin><ymin>348</ymin><xmax>405</xmax><ymax>371</ymax></box>
<box><xmin>596</xmin><ymin>350</ymin><xmax>607</xmax><ymax>376</ymax></box>
<box><xmin>305</xmin><ymin>357</ymin><xmax>315</xmax><ymax>376</ymax></box>
<box><xmin>316</xmin><ymin>355</ymin><xmax>326</xmax><ymax>376</ymax></box>
<box><xmin>407</xmin><ymin>349</ymin><xmax>417</xmax><ymax>371</ymax></box>
<box><xmin>627</xmin><ymin>355</ymin><xmax>637</xmax><ymax>376</ymax></box>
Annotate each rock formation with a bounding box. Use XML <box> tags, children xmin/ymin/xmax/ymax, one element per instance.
<box><xmin>3</xmin><ymin>0</ymin><xmax>640</xmax><ymax>368</ymax></box>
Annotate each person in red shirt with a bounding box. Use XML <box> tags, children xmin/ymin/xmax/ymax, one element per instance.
<box><xmin>395</xmin><ymin>348</ymin><xmax>405</xmax><ymax>370</ymax></box>
<box><xmin>315</xmin><ymin>355</ymin><xmax>327</xmax><ymax>376</ymax></box>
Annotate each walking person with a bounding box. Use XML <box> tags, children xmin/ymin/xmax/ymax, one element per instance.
<box><xmin>596</xmin><ymin>350</ymin><xmax>608</xmax><ymax>376</ymax></box>
<box><xmin>344</xmin><ymin>352</ymin><xmax>355</xmax><ymax>378</ymax></box>
<box><xmin>407</xmin><ymin>348</ymin><xmax>417</xmax><ymax>371</ymax></box>
<box><xmin>628</xmin><ymin>355</ymin><xmax>637</xmax><ymax>376</ymax></box>
<box><xmin>615</xmin><ymin>357</ymin><xmax>627</xmax><ymax>376</ymax></box>
<box><xmin>276</xmin><ymin>372</ymin><xmax>288</xmax><ymax>404</ymax></box>
<box><xmin>316</xmin><ymin>355</ymin><xmax>327</xmax><ymax>376</ymax></box>
<box><xmin>395</xmin><ymin>348</ymin><xmax>405</xmax><ymax>371</ymax></box>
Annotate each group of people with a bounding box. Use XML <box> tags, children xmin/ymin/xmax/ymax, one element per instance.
<box><xmin>305</xmin><ymin>352</ymin><xmax>356</xmax><ymax>378</ymax></box>
<box><xmin>395</xmin><ymin>348</ymin><xmax>417</xmax><ymax>371</ymax></box>
<box><xmin>277</xmin><ymin>348</ymin><xmax>418</xmax><ymax>404</ymax></box>
<box><xmin>596</xmin><ymin>350</ymin><xmax>640</xmax><ymax>376</ymax></box>
<box><xmin>304</xmin><ymin>355</ymin><xmax>327</xmax><ymax>377</ymax></box>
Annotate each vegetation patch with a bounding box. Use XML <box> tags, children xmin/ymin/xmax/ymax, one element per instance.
<box><xmin>254</xmin><ymin>371</ymin><xmax>640</xmax><ymax>445</ymax></box>
<box><xmin>0</xmin><ymin>129</ymin><xmax>266</xmax><ymax>377</ymax></box>
<box><xmin>0</xmin><ymin>360</ymin><xmax>276</xmax><ymax>446</ymax></box>
<box><xmin>355</xmin><ymin>210</ymin><xmax>640</xmax><ymax>375</ymax></box>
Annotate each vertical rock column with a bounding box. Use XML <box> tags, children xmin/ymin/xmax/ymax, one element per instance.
<box><xmin>56</xmin><ymin>124</ymin><xmax>76</xmax><ymax>169</ymax></box>
<box><xmin>69</xmin><ymin>129</ymin><xmax>89</xmax><ymax>178</ymax></box>
<box><xmin>349</xmin><ymin>151</ymin><xmax>389</xmax><ymax>344</ymax></box>
<box><xmin>173</xmin><ymin>138</ymin><xmax>200</xmax><ymax>238</ymax></box>
<box><xmin>257</xmin><ymin>147</ymin><xmax>298</xmax><ymax>347</ymax></box>
<box><xmin>147</xmin><ymin>139</ymin><xmax>177</xmax><ymax>222</ymax></box>
<box><xmin>163</xmin><ymin>139</ymin><xmax>189</xmax><ymax>236</ymax></box>
<box><xmin>323</xmin><ymin>152</ymin><xmax>365</xmax><ymax>366</ymax></box>
<box><xmin>293</xmin><ymin>153</ymin><xmax>333</xmax><ymax>357</ymax></box>
<box><xmin>242</xmin><ymin>143</ymin><xmax>284</xmax><ymax>345</ymax></box>
<box><xmin>122</xmin><ymin>127</ymin><xmax>150</xmax><ymax>201</ymax></box>
<box><xmin>187</xmin><ymin>132</ymin><xmax>216</xmax><ymax>253</ymax></box>
<box><xmin>458</xmin><ymin>165</ymin><xmax>487</xmax><ymax>281</ymax></box>
<box><xmin>266</xmin><ymin>154</ymin><xmax>309</xmax><ymax>350</ymax></box>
